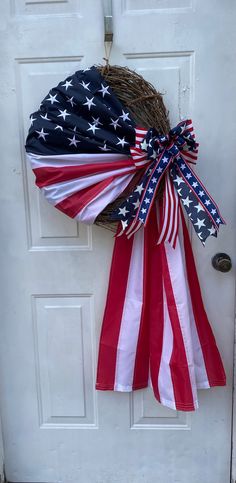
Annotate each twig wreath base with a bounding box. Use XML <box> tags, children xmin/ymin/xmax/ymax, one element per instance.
<box><xmin>95</xmin><ymin>64</ymin><xmax>170</xmax><ymax>230</ymax></box>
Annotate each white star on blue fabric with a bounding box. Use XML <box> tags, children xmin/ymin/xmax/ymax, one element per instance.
<box><xmin>98</xmin><ymin>84</ymin><xmax>111</xmax><ymax>97</ymax></box>
<box><xmin>132</xmin><ymin>199</ymin><xmax>140</xmax><ymax>209</ymax></box>
<box><xmin>87</xmin><ymin>122</ymin><xmax>100</xmax><ymax>135</ymax></box>
<box><xmin>110</xmin><ymin>118</ymin><xmax>121</xmax><ymax>130</ymax></box>
<box><xmin>83</xmin><ymin>97</ymin><xmax>96</xmax><ymax>111</ymax></box>
<box><xmin>36</xmin><ymin>128</ymin><xmax>49</xmax><ymax>141</ymax></box>
<box><xmin>194</xmin><ymin>218</ymin><xmax>206</xmax><ymax>229</ymax></box>
<box><xmin>62</xmin><ymin>79</ymin><xmax>73</xmax><ymax>90</ymax></box>
<box><xmin>99</xmin><ymin>142</ymin><xmax>111</xmax><ymax>151</ymax></box>
<box><xmin>135</xmin><ymin>184</ymin><xmax>144</xmax><ymax>195</ymax></box>
<box><xmin>30</xmin><ymin>115</ymin><xmax>37</xmax><ymax>126</ymax></box>
<box><xmin>92</xmin><ymin>117</ymin><xmax>103</xmax><ymax>127</ymax></box>
<box><xmin>67</xmin><ymin>135</ymin><xmax>80</xmax><ymax>147</ymax></box>
<box><xmin>119</xmin><ymin>110</ymin><xmax>131</xmax><ymax>122</ymax></box>
<box><xmin>40</xmin><ymin>113</ymin><xmax>51</xmax><ymax>121</ymax></box>
<box><xmin>79</xmin><ymin>81</ymin><xmax>90</xmax><ymax>90</ymax></box>
<box><xmin>195</xmin><ymin>202</ymin><xmax>204</xmax><ymax>213</ymax></box>
<box><xmin>116</xmin><ymin>137</ymin><xmax>128</xmax><ymax>148</ymax></box>
<box><xmin>175</xmin><ymin>175</ymin><xmax>184</xmax><ymax>186</ymax></box>
<box><xmin>182</xmin><ymin>196</ymin><xmax>193</xmax><ymax>208</ymax></box>
<box><xmin>57</xmin><ymin>109</ymin><xmax>70</xmax><ymax>120</ymax></box>
<box><xmin>66</xmin><ymin>96</ymin><xmax>76</xmax><ymax>107</ymax></box>
<box><xmin>46</xmin><ymin>93</ymin><xmax>59</xmax><ymax>105</ymax></box>
<box><xmin>118</xmin><ymin>206</ymin><xmax>129</xmax><ymax>217</ymax></box>
<box><xmin>208</xmin><ymin>226</ymin><xmax>216</xmax><ymax>235</ymax></box>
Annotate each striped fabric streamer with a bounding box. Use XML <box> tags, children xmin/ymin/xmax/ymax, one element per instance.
<box><xmin>96</xmin><ymin>201</ymin><xmax>226</xmax><ymax>411</ymax></box>
<box><xmin>157</xmin><ymin>172</ymin><xmax>180</xmax><ymax>248</ymax></box>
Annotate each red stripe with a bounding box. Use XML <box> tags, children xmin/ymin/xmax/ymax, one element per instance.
<box><xmin>147</xmin><ymin>204</ymin><xmax>164</xmax><ymax>403</ymax></box>
<box><xmin>180</xmin><ymin>209</ymin><xmax>226</xmax><ymax>386</ymax></box>
<box><xmin>161</xmin><ymin>245</ymin><xmax>195</xmax><ymax>411</ymax></box>
<box><xmin>96</xmin><ymin>227</ymin><xmax>135</xmax><ymax>390</ymax></box>
<box><xmin>182</xmin><ymin>151</ymin><xmax>198</xmax><ymax>161</ymax></box>
<box><xmin>185</xmin><ymin>119</ymin><xmax>192</xmax><ymax>127</ymax></box>
<box><xmin>55</xmin><ymin>177</ymin><xmax>113</xmax><ymax>218</ymax></box>
<box><xmin>132</xmin><ymin>206</ymin><xmax>153</xmax><ymax>389</ymax></box>
<box><xmin>33</xmin><ymin>158</ymin><xmax>134</xmax><ymax>188</ymax></box>
<box><xmin>172</xmin><ymin>204</ymin><xmax>180</xmax><ymax>249</ymax></box>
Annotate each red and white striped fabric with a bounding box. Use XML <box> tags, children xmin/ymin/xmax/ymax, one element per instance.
<box><xmin>27</xmin><ymin>152</ymin><xmax>141</xmax><ymax>223</ymax></box>
<box><xmin>96</xmin><ymin>202</ymin><xmax>226</xmax><ymax>411</ymax></box>
<box><xmin>157</xmin><ymin>172</ymin><xmax>180</xmax><ymax>248</ymax></box>
<box><xmin>129</xmin><ymin>127</ymin><xmax>150</xmax><ymax>167</ymax></box>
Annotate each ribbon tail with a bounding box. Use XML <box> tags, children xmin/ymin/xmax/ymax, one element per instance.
<box><xmin>96</xmin><ymin>200</ymin><xmax>226</xmax><ymax>411</ymax></box>
<box><xmin>96</xmin><ymin>221</ymin><xmax>149</xmax><ymax>392</ymax></box>
<box><xmin>170</xmin><ymin>162</ymin><xmax>225</xmax><ymax>244</ymax></box>
<box><xmin>180</xmin><ymin>208</ymin><xmax>226</xmax><ymax>387</ymax></box>
<box><xmin>112</xmin><ymin>161</ymin><xmax>157</xmax><ymax>237</ymax></box>
<box><xmin>157</xmin><ymin>173</ymin><xmax>180</xmax><ymax>249</ymax></box>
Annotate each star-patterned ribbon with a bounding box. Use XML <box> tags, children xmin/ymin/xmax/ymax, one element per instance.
<box><xmin>112</xmin><ymin>119</ymin><xmax>225</xmax><ymax>245</ymax></box>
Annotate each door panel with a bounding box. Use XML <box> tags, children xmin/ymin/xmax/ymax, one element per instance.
<box><xmin>0</xmin><ymin>1</ymin><xmax>235</xmax><ymax>482</ymax></box>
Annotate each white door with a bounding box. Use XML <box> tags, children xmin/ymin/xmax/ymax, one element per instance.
<box><xmin>1</xmin><ymin>1</ymin><xmax>235</xmax><ymax>482</ymax></box>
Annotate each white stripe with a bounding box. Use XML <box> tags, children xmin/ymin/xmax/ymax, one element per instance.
<box><xmin>75</xmin><ymin>173</ymin><xmax>134</xmax><ymax>224</ymax></box>
<box><xmin>27</xmin><ymin>152</ymin><xmax>129</xmax><ymax>169</ymax></box>
<box><xmin>164</xmin><ymin>236</ymin><xmax>198</xmax><ymax>409</ymax></box>
<box><xmin>169</xmin><ymin>185</ymin><xmax>179</xmax><ymax>247</ymax></box>
<box><xmin>136</xmin><ymin>130</ymin><xmax>147</xmax><ymax>137</ymax></box>
<box><xmin>158</xmin><ymin>287</ymin><xmax>176</xmax><ymax>410</ymax></box>
<box><xmin>114</xmin><ymin>228</ymin><xmax>144</xmax><ymax>391</ymax></box>
<box><xmin>125</xmin><ymin>218</ymin><xmax>138</xmax><ymax>236</ymax></box>
<box><xmin>158</xmin><ymin>179</ymin><xmax>179</xmax><ymax>247</ymax></box>
<box><xmin>157</xmin><ymin>177</ymin><xmax>169</xmax><ymax>244</ymax></box>
<box><xmin>178</xmin><ymin>216</ymin><xmax>210</xmax><ymax>388</ymax></box>
<box><xmin>127</xmin><ymin>220</ymin><xmax>143</xmax><ymax>239</ymax></box>
<box><xmin>157</xmin><ymin>173</ymin><xmax>170</xmax><ymax>245</ymax></box>
<box><xmin>131</xmin><ymin>155</ymin><xmax>146</xmax><ymax>160</ymax></box>
<box><xmin>165</xmin><ymin>174</ymin><xmax>175</xmax><ymax>242</ymax></box>
<box><xmin>182</xmin><ymin>153</ymin><xmax>197</xmax><ymax>163</ymax></box>
<box><xmin>41</xmin><ymin>166</ymin><xmax>136</xmax><ymax>205</ymax></box>
<box><xmin>134</xmin><ymin>160</ymin><xmax>150</xmax><ymax>167</ymax></box>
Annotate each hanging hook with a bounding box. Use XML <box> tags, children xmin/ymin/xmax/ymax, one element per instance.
<box><xmin>103</xmin><ymin>0</ymin><xmax>113</xmax><ymax>43</ymax></box>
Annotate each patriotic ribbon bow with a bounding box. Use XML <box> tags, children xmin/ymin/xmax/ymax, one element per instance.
<box><xmin>113</xmin><ymin>119</ymin><xmax>225</xmax><ymax>246</ymax></box>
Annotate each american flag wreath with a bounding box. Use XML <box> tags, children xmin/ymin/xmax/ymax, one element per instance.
<box><xmin>25</xmin><ymin>65</ymin><xmax>226</xmax><ymax>411</ymax></box>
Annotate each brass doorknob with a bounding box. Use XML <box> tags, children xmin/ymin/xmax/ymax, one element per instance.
<box><xmin>212</xmin><ymin>253</ymin><xmax>232</xmax><ymax>273</ymax></box>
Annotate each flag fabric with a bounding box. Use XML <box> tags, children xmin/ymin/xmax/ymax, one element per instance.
<box><xmin>26</xmin><ymin>65</ymin><xmax>226</xmax><ymax>411</ymax></box>
<box><xmin>96</xmin><ymin>203</ymin><xmax>226</xmax><ymax>410</ymax></box>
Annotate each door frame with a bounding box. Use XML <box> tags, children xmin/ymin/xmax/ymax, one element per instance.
<box><xmin>231</xmin><ymin>307</ymin><xmax>236</xmax><ymax>483</ymax></box>
<box><xmin>0</xmin><ymin>415</ymin><xmax>5</xmax><ymax>482</ymax></box>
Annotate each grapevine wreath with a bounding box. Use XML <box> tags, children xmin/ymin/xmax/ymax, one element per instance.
<box><xmin>25</xmin><ymin>64</ymin><xmax>226</xmax><ymax>411</ymax></box>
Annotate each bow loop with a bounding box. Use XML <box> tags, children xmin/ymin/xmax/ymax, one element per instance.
<box><xmin>112</xmin><ymin>119</ymin><xmax>225</xmax><ymax>245</ymax></box>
